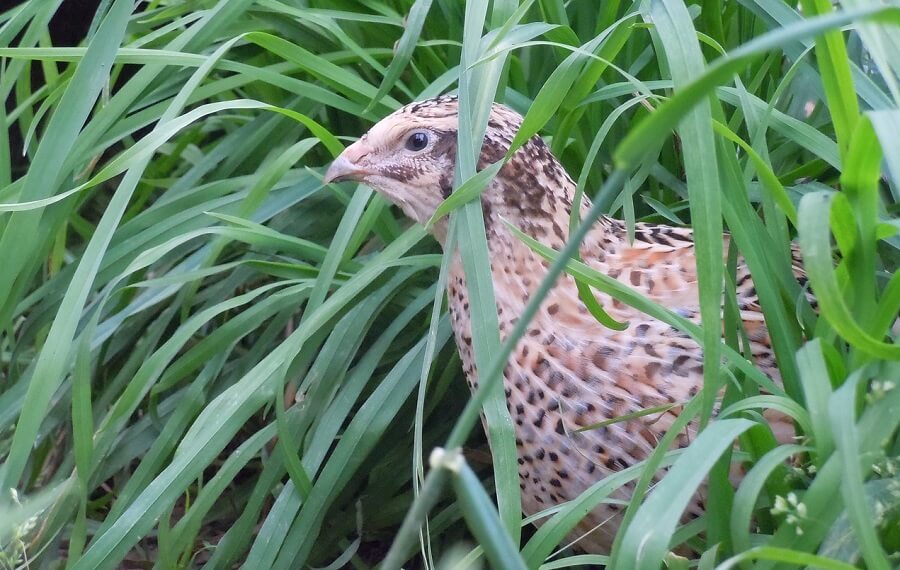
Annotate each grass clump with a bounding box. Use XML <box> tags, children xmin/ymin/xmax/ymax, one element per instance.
<box><xmin>0</xmin><ymin>0</ymin><xmax>898</xmax><ymax>568</ymax></box>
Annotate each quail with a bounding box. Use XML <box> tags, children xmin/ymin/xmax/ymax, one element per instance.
<box><xmin>324</xmin><ymin>95</ymin><xmax>803</xmax><ymax>550</ymax></box>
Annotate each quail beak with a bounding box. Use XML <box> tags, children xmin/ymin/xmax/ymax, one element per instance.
<box><xmin>323</xmin><ymin>140</ymin><xmax>375</xmax><ymax>184</ymax></box>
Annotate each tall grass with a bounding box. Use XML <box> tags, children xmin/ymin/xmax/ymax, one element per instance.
<box><xmin>0</xmin><ymin>0</ymin><xmax>898</xmax><ymax>568</ymax></box>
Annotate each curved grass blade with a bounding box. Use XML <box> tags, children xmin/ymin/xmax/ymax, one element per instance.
<box><xmin>611</xmin><ymin>419</ymin><xmax>755</xmax><ymax>568</ymax></box>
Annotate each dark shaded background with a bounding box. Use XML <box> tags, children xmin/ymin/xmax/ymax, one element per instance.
<box><xmin>53</xmin><ymin>0</ymin><xmax>104</xmax><ymax>43</ymax></box>
<box><xmin>3</xmin><ymin>0</ymin><xmax>104</xmax><ymax>175</ymax></box>
<box><xmin>1</xmin><ymin>0</ymin><xmax>103</xmax><ymax>44</ymax></box>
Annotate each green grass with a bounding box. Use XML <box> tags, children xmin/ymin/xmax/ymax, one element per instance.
<box><xmin>0</xmin><ymin>0</ymin><xmax>898</xmax><ymax>568</ymax></box>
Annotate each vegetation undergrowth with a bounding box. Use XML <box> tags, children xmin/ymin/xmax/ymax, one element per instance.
<box><xmin>0</xmin><ymin>0</ymin><xmax>898</xmax><ymax>568</ymax></box>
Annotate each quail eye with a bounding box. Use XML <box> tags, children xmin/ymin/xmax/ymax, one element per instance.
<box><xmin>405</xmin><ymin>131</ymin><xmax>429</xmax><ymax>152</ymax></box>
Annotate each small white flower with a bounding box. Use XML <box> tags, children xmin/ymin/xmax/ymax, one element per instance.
<box><xmin>772</xmin><ymin>495</ymin><xmax>789</xmax><ymax>515</ymax></box>
<box><xmin>868</xmin><ymin>380</ymin><xmax>896</xmax><ymax>402</ymax></box>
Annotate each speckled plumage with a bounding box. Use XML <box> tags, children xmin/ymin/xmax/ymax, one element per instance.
<box><xmin>325</xmin><ymin>95</ymin><xmax>805</xmax><ymax>551</ymax></box>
